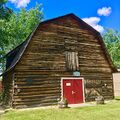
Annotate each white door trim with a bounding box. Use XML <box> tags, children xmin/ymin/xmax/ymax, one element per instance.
<box><xmin>61</xmin><ymin>77</ymin><xmax>85</xmax><ymax>103</ymax></box>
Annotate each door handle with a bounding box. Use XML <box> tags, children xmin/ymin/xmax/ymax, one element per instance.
<box><xmin>72</xmin><ymin>91</ymin><xmax>75</xmax><ymax>94</ymax></box>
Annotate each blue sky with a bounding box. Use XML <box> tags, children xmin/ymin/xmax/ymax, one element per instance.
<box><xmin>7</xmin><ymin>0</ymin><xmax>120</xmax><ymax>33</ymax></box>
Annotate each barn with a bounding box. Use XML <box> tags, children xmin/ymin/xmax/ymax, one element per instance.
<box><xmin>1</xmin><ymin>13</ymin><xmax>117</xmax><ymax>108</ymax></box>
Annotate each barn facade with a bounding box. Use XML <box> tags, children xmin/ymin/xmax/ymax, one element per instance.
<box><xmin>1</xmin><ymin>14</ymin><xmax>117</xmax><ymax>108</ymax></box>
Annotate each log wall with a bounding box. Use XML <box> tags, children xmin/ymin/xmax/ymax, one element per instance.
<box><xmin>5</xmin><ymin>16</ymin><xmax>114</xmax><ymax>108</ymax></box>
<box><xmin>2</xmin><ymin>71</ymin><xmax>14</xmax><ymax>106</ymax></box>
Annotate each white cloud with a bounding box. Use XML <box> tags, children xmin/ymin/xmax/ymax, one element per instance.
<box><xmin>82</xmin><ymin>17</ymin><xmax>104</xmax><ymax>33</ymax></box>
<box><xmin>9</xmin><ymin>0</ymin><xmax>30</xmax><ymax>8</ymax></box>
<box><xmin>97</xmin><ymin>7</ymin><xmax>112</xmax><ymax>16</ymax></box>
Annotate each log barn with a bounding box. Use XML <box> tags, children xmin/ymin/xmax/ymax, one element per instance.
<box><xmin>1</xmin><ymin>13</ymin><xmax>117</xmax><ymax>108</ymax></box>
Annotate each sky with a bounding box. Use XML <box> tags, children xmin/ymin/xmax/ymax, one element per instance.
<box><xmin>7</xmin><ymin>0</ymin><xmax>120</xmax><ymax>33</ymax></box>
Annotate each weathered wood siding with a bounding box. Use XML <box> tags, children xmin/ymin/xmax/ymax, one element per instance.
<box><xmin>11</xmin><ymin>16</ymin><xmax>114</xmax><ymax>108</ymax></box>
<box><xmin>2</xmin><ymin>71</ymin><xmax>14</xmax><ymax>106</ymax></box>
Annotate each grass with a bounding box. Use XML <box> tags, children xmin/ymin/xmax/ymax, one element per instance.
<box><xmin>1</xmin><ymin>100</ymin><xmax>120</xmax><ymax>120</ymax></box>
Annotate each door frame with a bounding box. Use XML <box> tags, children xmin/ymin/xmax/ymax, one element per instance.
<box><xmin>61</xmin><ymin>77</ymin><xmax>85</xmax><ymax>103</ymax></box>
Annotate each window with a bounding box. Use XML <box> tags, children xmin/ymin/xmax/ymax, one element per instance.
<box><xmin>65</xmin><ymin>51</ymin><xmax>79</xmax><ymax>71</ymax></box>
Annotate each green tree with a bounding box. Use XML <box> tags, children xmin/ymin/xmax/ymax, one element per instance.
<box><xmin>0</xmin><ymin>0</ymin><xmax>12</xmax><ymax>72</ymax></box>
<box><xmin>0</xmin><ymin>3</ymin><xmax>43</xmax><ymax>72</ymax></box>
<box><xmin>6</xmin><ymin>4</ymin><xmax>43</xmax><ymax>49</ymax></box>
<box><xmin>0</xmin><ymin>0</ymin><xmax>12</xmax><ymax>20</ymax></box>
<box><xmin>0</xmin><ymin>19</ymin><xmax>8</xmax><ymax>72</ymax></box>
<box><xmin>103</xmin><ymin>29</ymin><xmax>120</xmax><ymax>68</ymax></box>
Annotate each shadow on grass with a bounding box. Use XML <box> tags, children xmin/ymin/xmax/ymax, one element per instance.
<box><xmin>115</xmin><ymin>96</ymin><xmax>120</xmax><ymax>101</ymax></box>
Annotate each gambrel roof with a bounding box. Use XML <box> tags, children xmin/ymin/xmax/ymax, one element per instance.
<box><xmin>0</xmin><ymin>13</ymin><xmax>117</xmax><ymax>76</ymax></box>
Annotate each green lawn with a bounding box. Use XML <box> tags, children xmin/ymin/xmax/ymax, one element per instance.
<box><xmin>1</xmin><ymin>100</ymin><xmax>120</xmax><ymax>120</ymax></box>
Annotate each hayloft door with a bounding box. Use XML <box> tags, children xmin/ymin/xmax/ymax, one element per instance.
<box><xmin>62</xmin><ymin>78</ymin><xmax>84</xmax><ymax>104</ymax></box>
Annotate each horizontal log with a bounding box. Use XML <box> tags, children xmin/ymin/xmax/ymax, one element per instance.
<box><xmin>81</xmin><ymin>75</ymin><xmax>112</xmax><ymax>79</ymax></box>
<box><xmin>14</xmin><ymin>102</ymin><xmax>57</xmax><ymax>109</ymax></box>
<box><xmin>85</xmin><ymin>80</ymin><xmax>113</xmax><ymax>83</ymax></box>
<box><xmin>15</xmin><ymin>66</ymin><xmax>66</xmax><ymax>71</ymax></box>
<box><xmin>14</xmin><ymin>73</ymin><xmax>71</xmax><ymax>78</ymax></box>
<box><xmin>15</xmin><ymin>90</ymin><xmax>60</xmax><ymax>95</ymax></box>
<box><xmin>79</xmin><ymin>56</ymin><xmax>106</xmax><ymax>61</ymax></box>
<box><xmin>40</xmin><ymin>23</ymin><xmax>95</xmax><ymax>38</ymax></box>
<box><xmin>14</xmin><ymin>77</ymin><xmax>60</xmax><ymax>81</ymax></box>
<box><xmin>14</xmin><ymin>84</ymin><xmax>60</xmax><ymax>89</ymax></box>
<box><xmin>14</xmin><ymin>93</ymin><xmax>60</xmax><ymax>99</ymax></box>
<box><xmin>15</xmin><ymin>80</ymin><xmax>60</xmax><ymax>84</ymax></box>
<box><xmin>14</xmin><ymin>83</ymin><xmax>60</xmax><ymax>88</ymax></box>
<box><xmin>79</xmin><ymin>64</ymin><xmax>110</xmax><ymax>67</ymax></box>
<box><xmin>14</xmin><ymin>95</ymin><xmax>59</xmax><ymax>102</ymax></box>
<box><xmin>14</xmin><ymin>87</ymin><xmax>60</xmax><ymax>92</ymax></box>
<box><xmin>79</xmin><ymin>59</ymin><xmax>108</xmax><ymax>64</ymax></box>
<box><xmin>13</xmin><ymin>99</ymin><xmax>58</xmax><ymax>105</ymax></box>
<box><xmin>80</xmin><ymin>67</ymin><xmax>112</xmax><ymax>73</ymax></box>
<box><xmin>14</xmin><ymin>70</ymin><xmax>70</xmax><ymax>74</ymax></box>
<box><xmin>14</xmin><ymin>78</ymin><xmax>60</xmax><ymax>82</ymax></box>
<box><xmin>21</xmin><ymin>58</ymin><xmax>65</xmax><ymax>63</ymax></box>
<box><xmin>34</xmin><ymin>30</ymin><xmax>97</xmax><ymax>43</ymax></box>
<box><xmin>81</xmin><ymin>72</ymin><xmax>112</xmax><ymax>76</ymax></box>
<box><xmin>14</xmin><ymin>71</ymin><xmax>111</xmax><ymax>75</ymax></box>
<box><xmin>17</xmin><ymin>62</ymin><xmax>66</xmax><ymax>67</ymax></box>
<box><xmin>85</xmin><ymin>84</ymin><xmax>113</xmax><ymax>88</ymax></box>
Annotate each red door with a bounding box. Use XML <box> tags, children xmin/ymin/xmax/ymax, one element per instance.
<box><xmin>63</xmin><ymin>78</ymin><xmax>84</xmax><ymax>104</ymax></box>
